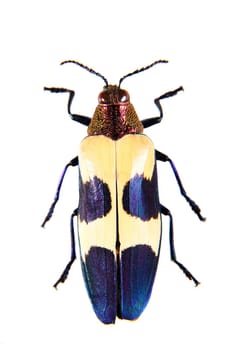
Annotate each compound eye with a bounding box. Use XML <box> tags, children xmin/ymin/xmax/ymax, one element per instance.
<box><xmin>98</xmin><ymin>91</ymin><xmax>109</xmax><ymax>104</ymax></box>
<box><xmin>98</xmin><ymin>86</ymin><xmax>130</xmax><ymax>104</ymax></box>
<box><xmin>118</xmin><ymin>89</ymin><xmax>130</xmax><ymax>103</ymax></box>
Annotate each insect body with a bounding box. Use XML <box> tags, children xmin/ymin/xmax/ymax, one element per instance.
<box><xmin>42</xmin><ymin>60</ymin><xmax>205</xmax><ymax>324</ymax></box>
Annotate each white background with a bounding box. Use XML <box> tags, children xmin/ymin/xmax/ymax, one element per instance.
<box><xmin>1</xmin><ymin>0</ymin><xmax>232</xmax><ymax>349</ymax></box>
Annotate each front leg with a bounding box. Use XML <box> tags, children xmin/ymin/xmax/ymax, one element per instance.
<box><xmin>156</xmin><ymin>150</ymin><xmax>206</xmax><ymax>221</ymax></box>
<box><xmin>44</xmin><ymin>87</ymin><xmax>91</xmax><ymax>126</ymax></box>
<box><xmin>141</xmin><ymin>87</ymin><xmax>183</xmax><ymax>128</ymax></box>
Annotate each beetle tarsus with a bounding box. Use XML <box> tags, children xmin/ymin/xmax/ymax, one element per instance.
<box><xmin>53</xmin><ymin>258</ymin><xmax>76</xmax><ymax>288</ymax></box>
<box><xmin>174</xmin><ymin>261</ymin><xmax>200</xmax><ymax>287</ymax></box>
<box><xmin>158</xmin><ymin>86</ymin><xmax>183</xmax><ymax>100</ymax></box>
<box><xmin>183</xmin><ymin>195</ymin><xmax>206</xmax><ymax>221</ymax></box>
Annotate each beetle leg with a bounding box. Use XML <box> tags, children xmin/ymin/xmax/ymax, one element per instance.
<box><xmin>44</xmin><ymin>87</ymin><xmax>91</xmax><ymax>126</ymax></box>
<box><xmin>53</xmin><ymin>208</ymin><xmax>78</xmax><ymax>288</ymax></box>
<box><xmin>141</xmin><ymin>87</ymin><xmax>183</xmax><ymax>128</ymax></box>
<box><xmin>41</xmin><ymin>156</ymin><xmax>79</xmax><ymax>227</ymax></box>
<box><xmin>156</xmin><ymin>150</ymin><xmax>206</xmax><ymax>221</ymax></box>
<box><xmin>161</xmin><ymin>205</ymin><xmax>200</xmax><ymax>286</ymax></box>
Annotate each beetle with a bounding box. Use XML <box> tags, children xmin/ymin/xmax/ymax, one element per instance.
<box><xmin>42</xmin><ymin>59</ymin><xmax>205</xmax><ymax>324</ymax></box>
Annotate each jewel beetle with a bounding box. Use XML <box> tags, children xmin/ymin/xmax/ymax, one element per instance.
<box><xmin>42</xmin><ymin>59</ymin><xmax>205</xmax><ymax>324</ymax></box>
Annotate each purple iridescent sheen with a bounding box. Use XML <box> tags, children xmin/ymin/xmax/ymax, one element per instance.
<box><xmin>81</xmin><ymin>247</ymin><xmax>117</xmax><ymax>324</ymax></box>
<box><xmin>122</xmin><ymin>165</ymin><xmax>159</xmax><ymax>221</ymax></box>
<box><xmin>119</xmin><ymin>244</ymin><xmax>159</xmax><ymax>320</ymax></box>
<box><xmin>79</xmin><ymin>175</ymin><xmax>111</xmax><ymax>223</ymax></box>
<box><xmin>82</xmin><ymin>244</ymin><xmax>159</xmax><ymax>323</ymax></box>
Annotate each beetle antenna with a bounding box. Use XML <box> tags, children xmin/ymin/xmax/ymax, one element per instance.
<box><xmin>118</xmin><ymin>60</ymin><xmax>168</xmax><ymax>87</ymax></box>
<box><xmin>61</xmin><ymin>60</ymin><xmax>109</xmax><ymax>87</ymax></box>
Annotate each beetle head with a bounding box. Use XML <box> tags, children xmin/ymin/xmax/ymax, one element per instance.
<box><xmin>98</xmin><ymin>85</ymin><xmax>130</xmax><ymax>105</ymax></box>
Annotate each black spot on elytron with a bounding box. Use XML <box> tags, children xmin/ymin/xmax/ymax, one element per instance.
<box><xmin>79</xmin><ymin>174</ymin><xmax>112</xmax><ymax>223</ymax></box>
<box><xmin>81</xmin><ymin>247</ymin><xmax>117</xmax><ymax>324</ymax></box>
<box><xmin>122</xmin><ymin>166</ymin><xmax>159</xmax><ymax>221</ymax></box>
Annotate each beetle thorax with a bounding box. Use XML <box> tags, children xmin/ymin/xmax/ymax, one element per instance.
<box><xmin>87</xmin><ymin>85</ymin><xmax>144</xmax><ymax>140</ymax></box>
